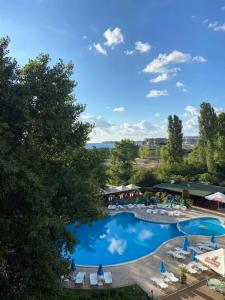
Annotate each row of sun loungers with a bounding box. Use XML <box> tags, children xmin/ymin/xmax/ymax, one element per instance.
<box><xmin>146</xmin><ymin>209</ymin><xmax>183</xmax><ymax>217</ymax></box>
<box><xmin>150</xmin><ymin>256</ymin><xmax>209</xmax><ymax>290</ymax></box>
<box><xmin>63</xmin><ymin>271</ymin><xmax>112</xmax><ymax>287</ymax></box>
<box><xmin>107</xmin><ymin>204</ymin><xmax>187</xmax><ymax>211</ymax></box>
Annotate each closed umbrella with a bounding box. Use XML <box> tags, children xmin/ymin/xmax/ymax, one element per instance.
<box><xmin>146</xmin><ymin>197</ymin><xmax>150</xmax><ymax>204</ymax></box>
<box><xmin>182</xmin><ymin>236</ymin><xmax>189</xmax><ymax>251</ymax></box>
<box><xmin>154</xmin><ymin>197</ymin><xmax>158</xmax><ymax>204</ymax></box>
<box><xmin>160</xmin><ymin>261</ymin><xmax>167</xmax><ymax>273</ymax></box>
<box><xmin>192</xmin><ymin>250</ymin><xmax>196</xmax><ymax>261</ymax></box>
<box><xmin>170</xmin><ymin>198</ymin><xmax>175</xmax><ymax>209</ymax></box>
<box><xmin>211</xmin><ymin>236</ymin><xmax>215</xmax><ymax>244</ymax></box>
<box><xmin>97</xmin><ymin>263</ymin><xmax>104</xmax><ymax>276</ymax></box>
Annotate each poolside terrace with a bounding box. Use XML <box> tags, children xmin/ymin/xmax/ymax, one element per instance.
<box><xmin>65</xmin><ymin>206</ymin><xmax>225</xmax><ymax>299</ymax></box>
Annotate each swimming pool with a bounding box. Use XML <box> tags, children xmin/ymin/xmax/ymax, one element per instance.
<box><xmin>66</xmin><ymin>212</ymin><xmax>182</xmax><ymax>265</ymax></box>
<box><xmin>66</xmin><ymin>213</ymin><xmax>225</xmax><ymax>266</ymax></box>
<box><xmin>178</xmin><ymin>217</ymin><xmax>225</xmax><ymax>236</ymax></box>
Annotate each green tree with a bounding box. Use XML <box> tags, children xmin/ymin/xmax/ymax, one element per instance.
<box><xmin>163</xmin><ymin>115</ymin><xmax>183</xmax><ymax>164</ymax></box>
<box><xmin>215</xmin><ymin>112</ymin><xmax>225</xmax><ymax>177</ymax></box>
<box><xmin>198</xmin><ymin>102</ymin><xmax>217</xmax><ymax>172</ymax></box>
<box><xmin>138</xmin><ymin>146</ymin><xmax>151</xmax><ymax>159</ymax></box>
<box><xmin>110</xmin><ymin>139</ymin><xmax>138</xmax><ymax>185</ymax></box>
<box><xmin>130</xmin><ymin>168</ymin><xmax>157</xmax><ymax>187</ymax></box>
<box><xmin>0</xmin><ymin>37</ymin><xmax>106</xmax><ymax>300</ymax></box>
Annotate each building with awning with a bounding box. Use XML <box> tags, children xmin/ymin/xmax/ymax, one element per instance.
<box><xmin>153</xmin><ymin>182</ymin><xmax>225</xmax><ymax>208</ymax></box>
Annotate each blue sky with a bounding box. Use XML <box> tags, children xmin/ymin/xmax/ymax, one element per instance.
<box><xmin>1</xmin><ymin>0</ymin><xmax>225</xmax><ymax>142</ymax></box>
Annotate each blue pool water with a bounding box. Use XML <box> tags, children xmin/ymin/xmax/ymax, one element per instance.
<box><xmin>179</xmin><ymin>217</ymin><xmax>225</xmax><ymax>236</ymax></box>
<box><xmin>66</xmin><ymin>213</ymin><xmax>225</xmax><ymax>266</ymax></box>
<box><xmin>66</xmin><ymin>212</ymin><xmax>182</xmax><ymax>265</ymax></box>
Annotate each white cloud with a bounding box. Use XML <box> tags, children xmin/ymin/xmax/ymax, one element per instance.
<box><xmin>124</xmin><ymin>50</ymin><xmax>134</xmax><ymax>55</ymax></box>
<box><xmin>108</xmin><ymin>238</ymin><xmax>127</xmax><ymax>255</ymax></box>
<box><xmin>150</xmin><ymin>73</ymin><xmax>171</xmax><ymax>83</ymax></box>
<box><xmin>113</xmin><ymin>106</ymin><xmax>125</xmax><ymax>112</ymax></box>
<box><xmin>214</xmin><ymin>106</ymin><xmax>224</xmax><ymax>115</ymax></box>
<box><xmin>92</xmin><ymin>43</ymin><xmax>107</xmax><ymax>55</ymax></box>
<box><xmin>208</xmin><ymin>22</ymin><xmax>225</xmax><ymax>31</ymax></box>
<box><xmin>155</xmin><ymin>112</ymin><xmax>161</xmax><ymax>117</ymax></box>
<box><xmin>146</xmin><ymin>89</ymin><xmax>168</xmax><ymax>98</ymax></box>
<box><xmin>192</xmin><ymin>56</ymin><xmax>207</xmax><ymax>62</ymax></box>
<box><xmin>81</xmin><ymin>114</ymin><xmax>113</xmax><ymax>128</ymax></box>
<box><xmin>104</xmin><ymin>27</ymin><xmax>124</xmax><ymax>47</ymax></box>
<box><xmin>221</xmin><ymin>6</ymin><xmax>225</xmax><ymax>10</ymax></box>
<box><xmin>185</xmin><ymin>105</ymin><xmax>198</xmax><ymax>116</ymax></box>
<box><xmin>176</xmin><ymin>82</ymin><xmax>185</xmax><ymax>88</ymax></box>
<box><xmin>82</xmin><ymin>35</ymin><xmax>87</xmax><ymax>40</ymax></box>
<box><xmin>144</xmin><ymin>50</ymin><xmax>206</xmax><ymax>82</ymax></box>
<box><xmin>135</xmin><ymin>41</ymin><xmax>151</xmax><ymax>53</ymax></box>
<box><xmin>176</xmin><ymin>81</ymin><xmax>187</xmax><ymax>92</ymax></box>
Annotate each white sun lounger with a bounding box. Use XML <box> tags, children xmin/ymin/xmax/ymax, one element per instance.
<box><xmin>127</xmin><ymin>204</ymin><xmax>135</xmax><ymax>209</ymax></box>
<box><xmin>152</xmin><ymin>210</ymin><xmax>158</xmax><ymax>214</ymax></box>
<box><xmin>189</xmin><ymin>246</ymin><xmax>203</xmax><ymax>254</ymax></box>
<box><xmin>179</xmin><ymin>264</ymin><xmax>197</xmax><ymax>274</ymax></box>
<box><xmin>159</xmin><ymin>209</ymin><xmax>166</xmax><ymax>215</ymax></box>
<box><xmin>197</xmin><ymin>244</ymin><xmax>212</xmax><ymax>251</ymax></box>
<box><xmin>163</xmin><ymin>272</ymin><xmax>179</xmax><ymax>282</ymax></box>
<box><xmin>150</xmin><ymin>277</ymin><xmax>168</xmax><ymax>289</ymax></box>
<box><xmin>146</xmin><ymin>209</ymin><xmax>152</xmax><ymax>214</ymax></box>
<box><xmin>104</xmin><ymin>272</ymin><xmax>112</xmax><ymax>285</ymax></box>
<box><xmin>75</xmin><ymin>272</ymin><xmax>86</xmax><ymax>285</ymax></box>
<box><xmin>174</xmin><ymin>247</ymin><xmax>190</xmax><ymax>255</ymax></box>
<box><xmin>168</xmin><ymin>211</ymin><xmax>174</xmax><ymax>216</ymax></box>
<box><xmin>90</xmin><ymin>273</ymin><xmax>98</xmax><ymax>286</ymax></box>
<box><xmin>167</xmin><ymin>250</ymin><xmax>185</xmax><ymax>259</ymax></box>
<box><xmin>180</xmin><ymin>263</ymin><xmax>198</xmax><ymax>274</ymax></box>
<box><xmin>189</xmin><ymin>262</ymin><xmax>208</xmax><ymax>271</ymax></box>
<box><xmin>196</xmin><ymin>244</ymin><xmax>212</xmax><ymax>251</ymax></box>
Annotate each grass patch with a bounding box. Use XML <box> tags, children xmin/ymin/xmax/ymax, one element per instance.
<box><xmin>62</xmin><ymin>285</ymin><xmax>150</xmax><ymax>300</ymax></box>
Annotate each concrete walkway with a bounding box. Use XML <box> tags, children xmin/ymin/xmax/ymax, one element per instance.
<box><xmin>68</xmin><ymin>207</ymin><xmax>225</xmax><ymax>299</ymax></box>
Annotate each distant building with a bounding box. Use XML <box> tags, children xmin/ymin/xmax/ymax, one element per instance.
<box><xmin>143</xmin><ymin>136</ymin><xmax>198</xmax><ymax>149</ymax></box>
<box><xmin>143</xmin><ymin>138</ymin><xmax>167</xmax><ymax>147</ymax></box>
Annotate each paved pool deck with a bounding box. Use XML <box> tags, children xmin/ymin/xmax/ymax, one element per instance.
<box><xmin>66</xmin><ymin>206</ymin><xmax>225</xmax><ymax>299</ymax></box>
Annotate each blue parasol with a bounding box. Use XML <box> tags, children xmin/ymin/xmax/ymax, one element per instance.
<box><xmin>70</xmin><ymin>258</ymin><xmax>76</xmax><ymax>272</ymax></box>
<box><xmin>192</xmin><ymin>250</ymin><xmax>196</xmax><ymax>261</ymax></box>
<box><xmin>160</xmin><ymin>261</ymin><xmax>167</xmax><ymax>273</ymax></box>
<box><xmin>213</xmin><ymin>244</ymin><xmax>218</xmax><ymax>250</ymax></box>
<box><xmin>211</xmin><ymin>236</ymin><xmax>215</xmax><ymax>244</ymax></box>
<box><xmin>170</xmin><ymin>197</ymin><xmax>175</xmax><ymax>209</ymax></box>
<box><xmin>182</xmin><ymin>236</ymin><xmax>189</xmax><ymax>251</ymax></box>
<box><xmin>97</xmin><ymin>263</ymin><xmax>104</xmax><ymax>276</ymax></box>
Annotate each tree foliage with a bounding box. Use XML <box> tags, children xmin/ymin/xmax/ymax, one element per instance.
<box><xmin>163</xmin><ymin>115</ymin><xmax>183</xmax><ymax>164</ymax></box>
<box><xmin>109</xmin><ymin>139</ymin><xmax>138</xmax><ymax>185</ymax></box>
<box><xmin>0</xmin><ymin>37</ymin><xmax>106</xmax><ymax>300</ymax></box>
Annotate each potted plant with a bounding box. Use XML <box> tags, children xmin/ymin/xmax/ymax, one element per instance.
<box><xmin>179</xmin><ymin>266</ymin><xmax>188</xmax><ymax>284</ymax></box>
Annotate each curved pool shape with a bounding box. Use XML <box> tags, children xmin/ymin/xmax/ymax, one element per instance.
<box><xmin>179</xmin><ymin>217</ymin><xmax>225</xmax><ymax>236</ymax></box>
<box><xmin>66</xmin><ymin>212</ymin><xmax>182</xmax><ymax>265</ymax></box>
